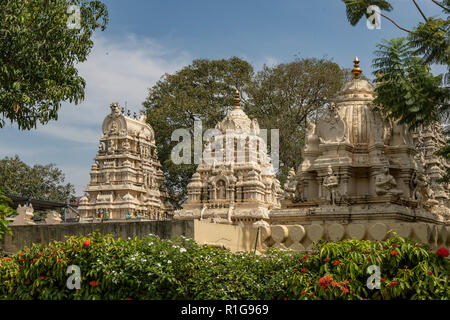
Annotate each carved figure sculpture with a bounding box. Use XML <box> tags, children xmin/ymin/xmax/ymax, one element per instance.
<box><xmin>284</xmin><ymin>168</ymin><xmax>297</xmax><ymax>200</ymax></box>
<box><xmin>323</xmin><ymin>165</ymin><xmax>339</xmax><ymax>205</ymax></box>
<box><xmin>375</xmin><ymin>165</ymin><xmax>403</xmax><ymax>197</ymax></box>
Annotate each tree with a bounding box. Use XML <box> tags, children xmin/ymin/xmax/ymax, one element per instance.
<box><xmin>245</xmin><ymin>58</ymin><xmax>345</xmax><ymax>183</ymax></box>
<box><xmin>372</xmin><ymin>38</ymin><xmax>448</xmax><ymax>129</ymax></box>
<box><xmin>0</xmin><ymin>0</ymin><xmax>108</xmax><ymax>130</ymax></box>
<box><xmin>0</xmin><ymin>155</ymin><xmax>75</xmax><ymax>203</ymax></box>
<box><xmin>142</xmin><ymin>57</ymin><xmax>254</xmax><ymax>208</ymax></box>
<box><xmin>0</xmin><ymin>188</ymin><xmax>16</xmax><ymax>241</ymax></box>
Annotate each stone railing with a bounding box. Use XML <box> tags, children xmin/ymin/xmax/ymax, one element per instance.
<box><xmin>260</xmin><ymin>222</ymin><xmax>449</xmax><ymax>251</ymax></box>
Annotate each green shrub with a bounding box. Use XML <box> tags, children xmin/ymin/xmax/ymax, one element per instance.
<box><xmin>0</xmin><ymin>233</ymin><xmax>448</xmax><ymax>300</ymax></box>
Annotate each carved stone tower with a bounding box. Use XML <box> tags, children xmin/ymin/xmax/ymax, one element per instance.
<box><xmin>174</xmin><ymin>90</ymin><xmax>283</xmax><ymax>224</ymax></box>
<box><xmin>78</xmin><ymin>103</ymin><xmax>170</xmax><ymax>221</ymax></box>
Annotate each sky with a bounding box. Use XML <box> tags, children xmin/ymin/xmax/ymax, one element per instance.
<box><xmin>0</xmin><ymin>0</ymin><xmax>447</xmax><ymax>196</ymax></box>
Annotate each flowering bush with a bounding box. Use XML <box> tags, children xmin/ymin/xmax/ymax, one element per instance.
<box><xmin>0</xmin><ymin>233</ymin><xmax>448</xmax><ymax>300</ymax></box>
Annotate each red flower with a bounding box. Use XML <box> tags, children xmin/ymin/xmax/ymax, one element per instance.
<box><xmin>302</xmin><ymin>254</ymin><xmax>308</xmax><ymax>259</ymax></box>
<box><xmin>392</xmin><ymin>243</ymin><xmax>398</xmax><ymax>248</ymax></box>
<box><xmin>301</xmin><ymin>291</ymin><xmax>307</xmax><ymax>295</ymax></box>
<box><xmin>2</xmin><ymin>257</ymin><xmax>11</xmax><ymax>261</ymax></box>
<box><xmin>300</xmin><ymin>268</ymin><xmax>307</xmax><ymax>273</ymax></box>
<box><xmin>427</xmin><ymin>271</ymin><xmax>433</xmax><ymax>276</ymax></box>
<box><xmin>19</xmin><ymin>253</ymin><xmax>24</xmax><ymax>257</ymax></box>
<box><xmin>333</xmin><ymin>260</ymin><xmax>340</xmax><ymax>266</ymax></box>
<box><xmin>381</xmin><ymin>278</ymin><xmax>386</xmax><ymax>282</ymax></box>
<box><xmin>367</xmin><ymin>257</ymin><xmax>372</xmax><ymax>261</ymax></box>
<box><xmin>284</xmin><ymin>297</ymin><xmax>288</xmax><ymax>301</ymax></box>
<box><xmin>309</xmin><ymin>292</ymin><xmax>315</xmax><ymax>297</ymax></box>
<box><xmin>40</xmin><ymin>276</ymin><xmax>45</xmax><ymax>280</ymax></box>
<box><xmin>319</xmin><ymin>275</ymin><xmax>333</xmax><ymax>288</ymax></box>
<box><xmin>24</xmin><ymin>281</ymin><xmax>30</xmax><ymax>285</ymax></box>
<box><xmin>19</xmin><ymin>259</ymin><xmax>25</xmax><ymax>262</ymax></box>
<box><xmin>389</xmin><ymin>282</ymin><xmax>395</xmax><ymax>287</ymax></box>
<box><xmin>30</xmin><ymin>258</ymin><xmax>37</xmax><ymax>263</ymax></box>
<box><xmin>361</xmin><ymin>298</ymin><xmax>368</xmax><ymax>300</ymax></box>
<box><xmin>341</xmin><ymin>287</ymin><xmax>349</xmax><ymax>293</ymax></box>
<box><xmin>36</xmin><ymin>252</ymin><xmax>43</xmax><ymax>257</ymax></box>
<box><xmin>403</xmin><ymin>265</ymin><xmax>408</xmax><ymax>269</ymax></box>
<box><xmin>323</xmin><ymin>258</ymin><xmax>329</xmax><ymax>262</ymax></box>
<box><xmin>390</xmin><ymin>250</ymin><xmax>399</xmax><ymax>256</ymax></box>
<box><xmin>83</xmin><ymin>239</ymin><xmax>91</xmax><ymax>248</ymax></box>
<box><xmin>436</xmin><ymin>248</ymin><xmax>449</xmax><ymax>258</ymax></box>
<box><xmin>89</xmin><ymin>280</ymin><xmax>98</xmax><ymax>287</ymax></box>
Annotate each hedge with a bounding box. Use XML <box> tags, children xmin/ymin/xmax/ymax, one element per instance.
<box><xmin>0</xmin><ymin>232</ymin><xmax>448</xmax><ymax>300</ymax></box>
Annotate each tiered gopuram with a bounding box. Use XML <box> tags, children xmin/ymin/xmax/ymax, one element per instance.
<box><xmin>174</xmin><ymin>90</ymin><xmax>283</xmax><ymax>224</ymax></box>
<box><xmin>78</xmin><ymin>103</ymin><xmax>171</xmax><ymax>221</ymax></box>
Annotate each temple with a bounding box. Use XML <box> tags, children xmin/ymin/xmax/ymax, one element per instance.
<box><xmin>271</xmin><ymin>57</ymin><xmax>449</xmax><ymax>225</ymax></box>
<box><xmin>174</xmin><ymin>90</ymin><xmax>283</xmax><ymax>224</ymax></box>
<box><xmin>78</xmin><ymin>103</ymin><xmax>171</xmax><ymax>221</ymax></box>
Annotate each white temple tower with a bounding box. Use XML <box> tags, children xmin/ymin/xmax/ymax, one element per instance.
<box><xmin>78</xmin><ymin>103</ymin><xmax>171</xmax><ymax>221</ymax></box>
<box><xmin>174</xmin><ymin>90</ymin><xmax>283</xmax><ymax>224</ymax></box>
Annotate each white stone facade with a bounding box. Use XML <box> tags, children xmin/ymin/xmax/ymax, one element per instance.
<box><xmin>271</xmin><ymin>58</ymin><xmax>449</xmax><ymax>227</ymax></box>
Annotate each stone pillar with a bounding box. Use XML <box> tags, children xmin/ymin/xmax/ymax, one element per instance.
<box><xmin>11</xmin><ymin>204</ymin><xmax>35</xmax><ymax>225</ymax></box>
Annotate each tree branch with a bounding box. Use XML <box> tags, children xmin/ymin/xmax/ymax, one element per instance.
<box><xmin>380</xmin><ymin>14</ymin><xmax>412</xmax><ymax>33</ymax></box>
<box><xmin>431</xmin><ymin>0</ymin><xmax>448</xmax><ymax>11</ymax></box>
<box><xmin>412</xmin><ymin>0</ymin><xmax>428</xmax><ymax>21</ymax></box>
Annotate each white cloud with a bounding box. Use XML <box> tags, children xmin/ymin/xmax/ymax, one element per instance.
<box><xmin>37</xmin><ymin>33</ymin><xmax>191</xmax><ymax>131</ymax></box>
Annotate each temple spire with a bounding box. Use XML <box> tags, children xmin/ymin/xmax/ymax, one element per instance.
<box><xmin>234</xmin><ymin>89</ymin><xmax>241</xmax><ymax>109</ymax></box>
<box><xmin>351</xmin><ymin>57</ymin><xmax>362</xmax><ymax>79</ymax></box>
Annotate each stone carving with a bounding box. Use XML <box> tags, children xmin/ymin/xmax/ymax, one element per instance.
<box><xmin>323</xmin><ymin>165</ymin><xmax>339</xmax><ymax>205</ymax></box>
<box><xmin>272</xmin><ymin>57</ymin><xmax>447</xmax><ymax>229</ymax></box>
<box><xmin>11</xmin><ymin>204</ymin><xmax>35</xmax><ymax>225</ymax></box>
<box><xmin>375</xmin><ymin>165</ymin><xmax>403</xmax><ymax>197</ymax></box>
<box><xmin>78</xmin><ymin>103</ymin><xmax>171</xmax><ymax>221</ymax></box>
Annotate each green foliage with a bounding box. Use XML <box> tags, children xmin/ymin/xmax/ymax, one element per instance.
<box><xmin>0</xmin><ymin>155</ymin><xmax>75</xmax><ymax>203</ymax></box>
<box><xmin>341</xmin><ymin>0</ymin><xmax>392</xmax><ymax>26</ymax></box>
<box><xmin>0</xmin><ymin>187</ymin><xmax>16</xmax><ymax>241</ymax></box>
<box><xmin>372</xmin><ymin>38</ymin><xmax>448</xmax><ymax>129</ymax></box>
<box><xmin>409</xmin><ymin>16</ymin><xmax>450</xmax><ymax>66</ymax></box>
<box><xmin>0</xmin><ymin>0</ymin><xmax>108</xmax><ymax>130</ymax></box>
<box><xmin>0</xmin><ymin>233</ymin><xmax>448</xmax><ymax>300</ymax></box>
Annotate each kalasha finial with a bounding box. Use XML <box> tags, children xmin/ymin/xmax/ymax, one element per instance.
<box><xmin>234</xmin><ymin>89</ymin><xmax>241</xmax><ymax>109</ymax></box>
<box><xmin>351</xmin><ymin>57</ymin><xmax>362</xmax><ymax>79</ymax></box>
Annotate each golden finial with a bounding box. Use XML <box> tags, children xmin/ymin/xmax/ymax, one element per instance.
<box><xmin>234</xmin><ymin>89</ymin><xmax>241</xmax><ymax>109</ymax></box>
<box><xmin>351</xmin><ymin>56</ymin><xmax>362</xmax><ymax>79</ymax></box>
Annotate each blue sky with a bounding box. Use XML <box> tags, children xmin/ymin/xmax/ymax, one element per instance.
<box><xmin>0</xmin><ymin>0</ymin><xmax>447</xmax><ymax>196</ymax></box>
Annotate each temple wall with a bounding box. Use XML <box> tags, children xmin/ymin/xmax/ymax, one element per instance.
<box><xmin>0</xmin><ymin>220</ymin><xmax>194</xmax><ymax>255</ymax></box>
<box><xmin>193</xmin><ymin>220</ymin><xmax>259</xmax><ymax>252</ymax></box>
<box><xmin>192</xmin><ymin>221</ymin><xmax>448</xmax><ymax>253</ymax></box>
